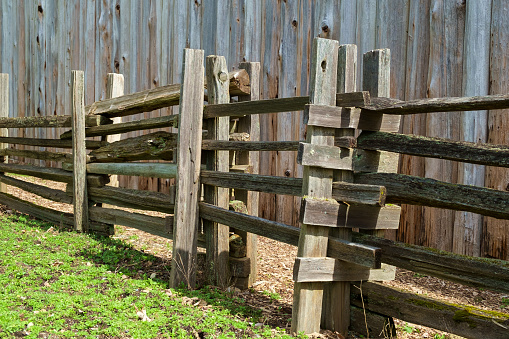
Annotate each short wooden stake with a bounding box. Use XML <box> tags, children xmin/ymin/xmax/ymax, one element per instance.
<box><xmin>204</xmin><ymin>55</ymin><xmax>230</xmax><ymax>287</ymax></box>
<box><xmin>0</xmin><ymin>74</ymin><xmax>8</xmax><ymax>194</ymax></box>
<box><xmin>291</xmin><ymin>37</ymin><xmax>339</xmax><ymax>335</ymax></box>
<box><xmin>170</xmin><ymin>49</ymin><xmax>205</xmax><ymax>289</ymax></box>
<box><xmin>71</xmin><ymin>70</ymin><xmax>89</xmax><ymax>232</ymax></box>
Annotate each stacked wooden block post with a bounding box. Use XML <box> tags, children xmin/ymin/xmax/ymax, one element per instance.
<box><xmin>292</xmin><ymin>39</ymin><xmax>400</xmax><ymax>335</ymax></box>
<box><xmin>229</xmin><ymin>61</ymin><xmax>261</xmax><ymax>289</ymax></box>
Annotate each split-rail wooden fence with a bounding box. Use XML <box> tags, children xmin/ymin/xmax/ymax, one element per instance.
<box><xmin>0</xmin><ymin>38</ymin><xmax>508</xmax><ymax>338</ymax></box>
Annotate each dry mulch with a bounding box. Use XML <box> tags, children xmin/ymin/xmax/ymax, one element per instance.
<box><xmin>4</xmin><ymin>175</ymin><xmax>509</xmax><ymax>338</ymax></box>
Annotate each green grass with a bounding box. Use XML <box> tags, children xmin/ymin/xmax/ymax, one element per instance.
<box><xmin>0</xmin><ymin>213</ymin><xmax>296</xmax><ymax>338</ymax></box>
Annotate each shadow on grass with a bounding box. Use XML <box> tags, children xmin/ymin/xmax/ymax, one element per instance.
<box><xmin>11</xmin><ymin>213</ymin><xmax>292</xmax><ymax>329</ymax></box>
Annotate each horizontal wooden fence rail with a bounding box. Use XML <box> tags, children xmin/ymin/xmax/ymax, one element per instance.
<box><xmin>357</xmin><ymin>131</ymin><xmax>509</xmax><ymax>167</ymax></box>
<box><xmin>356</xmin><ymin>172</ymin><xmax>509</xmax><ymax>220</ymax></box>
<box><xmin>0</xmin><ymin>136</ymin><xmax>106</xmax><ymax>149</ymax></box>
<box><xmin>353</xmin><ymin>233</ymin><xmax>509</xmax><ymax>295</ymax></box>
<box><xmin>0</xmin><ymin>115</ymin><xmax>109</xmax><ymax>128</ymax></box>
<box><xmin>0</xmin><ymin>148</ymin><xmax>72</xmax><ymax>162</ymax></box>
<box><xmin>87</xmin><ymin>186</ymin><xmax>174</xmax><ymax>214</ymax></box>
<box><xmin>351</xmin><ymin>282</ymin><xmax>509</xmax><ymax>338</ymax></box>
<box><xmin>200</xmin><ymin>171</ymin><xmax>386</xmax><ymax>206</ymax></box>
<box><xmin>201</xmin><ymin>136</ymin><xmax>356</xmax><ymax>151</ymax></box>
<box><xmin>59</xmin><ymin>114</ymin><xmax>179</xmax><ymax>139</ymax></box>
<box><xmin>86</xmin><ymin>163</ymin><xmax>177</xmax><ymax>178</ymax></box>
<box><xmin>0</xmin><ymin>192</ymin><xmax>112</xmax><ymax>235</ymax></box>
<box><xmin>87</xmin><ymin>70</ymin><xmax>249</xmax><ymax>118</ymax></box>
<box><xmin>199</xmin><ymin>202</ymin><xmax>381</xmax><ymax>269</ymax></box>
<box><xmin>0</xmin><ymin>174</ymin><xmax>71</xmax><ymax>204</ymax></box>
<box><xmin>0</xmin><ymin>163</ymin><xmax>108</xmax><ymax>186</ymax></box>
<box><xmin>362</xmin><ymin>93</ymin><xmax>509</xmax><ymax>114</ymax></box>
<box><xmin>203</xmin><ymin>91</ymin><xmax>370</xmax><ymax>119</ymax></box>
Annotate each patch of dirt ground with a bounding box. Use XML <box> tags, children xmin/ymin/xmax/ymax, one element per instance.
<box><xmin>3</xmin><ymin>175</ymin><xmax>509</xmax><ymax>338</ymax></box>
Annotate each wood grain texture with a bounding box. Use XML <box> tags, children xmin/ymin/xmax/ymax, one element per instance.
<box><xmin>356</xmin><ymin>172</ymin><xmax>509</xmax><ymax>220</ymax></box>
<box><xmin>0</xmin><ymin>174</ymin><xmax>71</xmax><ymax>204</ymax></box>
<box><xmin>359</xmin><ymin>49</ymin><xmax>401</xmax><ymax>239</ymax></box>
<box><xmin>322</xmin><ymin>43</ymin><xmax>357</xmax><ymax>333</ymax></box>
<box><xmin>484</xmin><ymin>0</ymin><xmax>509</xmax><ymax>260</ymax></box>
<box><xmin>297</xmin><ymin>143</ymin><xmax>353</xmax><ymax>171</ymax></box>
<box><xmin>203</xmin><ymin>55</ymin><xmax>230</xmax><ymax>288</ymax></box>
<box><xmin>170</xmin><ymin>49</ymin><xmax>205</xmax><ymax>289</ymax></box>
<box><xmin>0</xmin><ymin>192</ymin><xmax>112</xmax><ymax>236</ymax></box>
<box><xmin>293</xmin><ymin>258</ymin><xmax>395</xmax><ymax>283</ymax></box>
<box><xmin>352</xmin><ymin>282</ymin><xmax>509</xmax><ymax>339</ymax></box>
<box><xmin>199</xmin><ymin>202</ymin><xmax>381</xmax><ymax>269</ymax></box>
<box><xmin>234</xmin><ymin>62</ymin><xmax>261</xmax><ymax>288</ymax></box>
<box><xmin>87</xmin><ymin>163</ymin><xmax>177</xmax><ymax>179</ymax></box>
<box><xmin>398</xmin><ymin>0</ymin><xmax>430</xmax><ymax>247</ymax></box>
<box><xmin>88</xmin><ymin>185</ymin><xmax>174</xmax><ymax>214</ymax></box>
<box><xmin>423</xmin><ymin>0</ymin><xmax>464</xmax><ymax>252</ymax></box>
<box><xmin>292</xmin><ymin>37</ymin><xmax>339</xmax><ymax>335</ymax></box>
<box><xmin>0</xmin><ymin>74</ymin><xmax>8</xmax><ymax>194</ymax></box>
<box><xmin>0</xmin><ymin>137</ymin><xmax>105</xmax><ymax>149</ymax></box>
<box><xmin>71</xmin><ymin>71</ymin><xmax>88</xmax><ymax>233</ymax></box>
<box><xmin>353</xmin><ymin>232</ymin><xmax>509</xmax><ymax>295</ymax></box>
<box><xmin>357</xmin><ymin>131</ymin><xmax>509</xmax><ymax>167</ymax></box>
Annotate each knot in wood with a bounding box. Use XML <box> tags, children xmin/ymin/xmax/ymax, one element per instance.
<box><xmin>219</xmin><ymin>72</ymin><xmax>228</xmax><ymax>82</ymax></box>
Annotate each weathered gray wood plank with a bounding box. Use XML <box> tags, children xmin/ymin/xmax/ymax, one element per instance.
<box><xmin>87</xmin><ymin>70</ymin><xmax>248</xmax><ymax>118</ymax></box>
<box><xmin>356</xmin><ymin>172</ymin><xmax>509</xmax><ymax>220</ymax></box>
<box><xmin>0</xmin><ymin>163</ymin><xmax>108</xmax><ymax>187</ymax></box>
<box><xmin>203</xmin><ymin>55</ymin><xmax>230</xmax><ymax>287</ymax></box>
<box><xmin>71</xmin><ymin>70</ymin><xmax>88</xmax><ymax>232</ymax></box>
<box><xmin>0</xmin><ymin>148</ymin><xmax>71</xmax><ymax>162</ymax></box>
<box><xmin>0</xmin><ymin>137</ymin><xmax>106</xmax><ymax>149</ymax></box>
<box><xmin>87</xmin><ymin>163</ymin><xmax>177</xmax><ymax>178</ymax></box>
<box><xmin>352</xmin><ymin>232</ymin><xmax>509</xmax><ymax>295</ymax></box>
<box><xmin>203</xmin><ymin>92</ymin><xmax>370</xmax><ymax>119</ymax></box>
<box><xmin>87</xmin><ymin>185</ymin><xmax>174</xmax><ymax>214</ymax></box>
<box><xmin>59</xmin><ymin>115</ymin><xmax>178</xmax><ymax>139</ymax></box>
<box><xmin>0</xmin><ymin>174</ymin><xmax>72</xmax><ymax>204</ymax></box>
<box><xmin>199</xmin><ymin>202</ymin><xmax>381</xmax><ymax>269</ymax></box>
<box><xmin>351</xmin><ymin>282</ymin><xmax>509</xmax><ymax>339</ymax></box>
<box><xmin>0</xmin><ymin>74</ymin><xmax>8</xmax><ymax>194</ymax></box>
<box><xmin>0</xmin><ymin>192</ymin><xmax>112</xmax><ymax>236</ymax></box>
<box><xmin>292</xmin><ymin>37</ymin><xmax>339</xmax><ymax>335</ymax></box>
<box><xmin>293</xmin><ymin>258</ymin><xmax>395</xmax><ymax>282</ymax></box>
<box><xmin>357</xmin><ymin>131</ymin><xmax>509</xmax><ymax>168</ymax></box>
<box><xmin>297</xmin><ymin>143</ymin><xmax>354</xmax><ymax>171</ymax></box>
<box><xmin>89</xmin><ymin>131</ymin><xmax>175</xmax><ymax>162</ymax></box>
<box><xmin>170</xmin><ymin>49</ymin><xmax>205</xmax><ymax>289</ymax></box>
<box><xmin>232</xmin><ymin>61</ymin><xmax>261</xmax><ymax>289</ymax></box>
<box><xmin>0</xmin><ymin>115</ymin><xmax>109</xmax><ymax>129</ymax></box>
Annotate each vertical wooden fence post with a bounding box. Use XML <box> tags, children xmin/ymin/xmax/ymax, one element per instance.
<box><xmin>104</xmin><ymin>73</ymin><xmax>124</xmax><ymax>188</ymax></box>
<box><xmin>71</xmin><ymin>70</ymin><xmax>88</xmax><ymax>232</ymax></box>
<box><xmin>292</xmin><ymin>37</ymin><xmax>339</xmax><ymax>334</ymax></box>
<box><xmin>170</xmin><ymin>48</ymin><xmax>205</xmax><ymax>289</ymax></box>
<box><xmin>204</xmin><ymin>55</ymin><xmax>230</xmax><ymax>287</ymax></box>
<box><xmin>0</xmin><ymin>74</ymin><xmax>8</xmax><ymax>194</ymax></box>
<box><xmin>360</xmin><ymin>49</ymin><xmax>402</xmax><ymax>238</ymax></box>
<box><xmin>321</xmin><ymin>44</ymin><xmax>357</xmax><ymax>334</ymax></box>
<box><xmin>233</xmin><ymin>61</ymin><xmax>261</xmax><ymax>288</ymax></box>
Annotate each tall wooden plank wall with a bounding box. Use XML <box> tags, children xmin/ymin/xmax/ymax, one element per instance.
<box><xmin>0</xmin><ymin>0</ymin><xmax>508</xmax><ymax>259</ymax></box>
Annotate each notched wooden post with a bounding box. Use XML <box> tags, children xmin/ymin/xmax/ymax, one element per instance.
<box><xmin>204</xmin><ymin>55</ymin><xmax>230</xmax><ymax>287</ymax></box>
<box><xmin>170</xmin><ymin>48</ymin><xmax>205</xmax><ymax>289</ymax></box>
<box><xmin>71</xmin><ymin>70</ymin><xmax>89</xmax><ymax>232</ymax></box>
<box><xmin>291</xmin><ymin>37</ymin><xmax>339</xmax><ymax>335</ymax></box>
<box><xmin>0</xmin><ymin>74</ymin><xmax>9</xmax><ymax>194</ymax></box>
<box><xmin>232</xmin><ymin>61</ymin><xmax>261</xmax><ymax>289</ymax></box>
